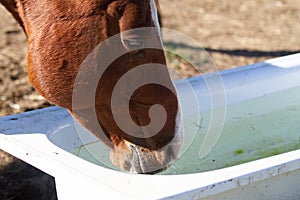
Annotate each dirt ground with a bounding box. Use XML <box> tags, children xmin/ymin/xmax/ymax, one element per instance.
<box><xmin>0</xmin><ymin>0</ymin><xmax>300</xmax><ymax>199</ymax></box>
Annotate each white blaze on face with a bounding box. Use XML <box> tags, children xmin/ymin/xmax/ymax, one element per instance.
<box><xmin>149</xmin><ymin>0</ymin><xmax>183</xmax><ymax>147</ymax></box>
<box><xmin>149</xmin><ymin>0</ymin><xmax>161</xmax><ymax>38</ymax></box>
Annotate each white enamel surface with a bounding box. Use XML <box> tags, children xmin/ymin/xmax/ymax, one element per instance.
<box><xmin>1</xmin><ymin>53</ymin><xmax>300</xmax><ymax>199</ymax></box>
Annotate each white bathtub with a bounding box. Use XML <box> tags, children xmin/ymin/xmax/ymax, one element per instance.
<box><xmin>1</xmin><ymin>53</ymin><xmax>300</xmax><ymax>199</ymax></box>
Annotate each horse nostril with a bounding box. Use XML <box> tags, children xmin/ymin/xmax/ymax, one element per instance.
<box><xmin>129</xmin><ymin>144</ymin><xmax>135</xmax><ymax>150</ymax></box>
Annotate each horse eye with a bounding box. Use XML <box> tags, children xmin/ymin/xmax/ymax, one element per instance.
<box><xmin>123</xmin><ymin>39</ymin><xmax>144</xmax><ymax>50</ymax></box>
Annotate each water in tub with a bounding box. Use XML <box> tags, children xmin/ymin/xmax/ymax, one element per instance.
<box><xmin>48</xmin><ymin>86</ymin><xmax>300</xmax><ymax>175</ymax></box>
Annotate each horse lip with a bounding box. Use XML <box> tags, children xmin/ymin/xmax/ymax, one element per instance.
<box><xmin>128</xmin><ymin>143</ymin><xmax>170</xmax><ymax>174</ymax></box>
<box><xmin>124</xmin><ymin>109</ymin><xmax>183</xmax><ymax>174</ymax></box>
<box><xmin>129</xmin><ymin>144</ymin><xmax>144</xmax><ymax>174</ymax></box>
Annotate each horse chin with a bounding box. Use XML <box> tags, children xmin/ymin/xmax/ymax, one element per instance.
<box><xmin>110</xmin><ymin>136</ymin><xmax>182</xmax><ymax>174</ymax></box>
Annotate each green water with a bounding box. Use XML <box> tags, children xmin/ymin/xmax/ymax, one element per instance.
<box><xmin>69</xmin><ymin>86</ymin><xmax>300</xmax><ymax>175</ymax></box>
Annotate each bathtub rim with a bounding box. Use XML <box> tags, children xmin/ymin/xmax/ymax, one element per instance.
<box><xmin>1</xmin><ymin>53</ymin><xmax>300</xmax><ymax>199</ymax></box>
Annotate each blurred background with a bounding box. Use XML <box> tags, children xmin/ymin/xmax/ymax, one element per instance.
<box><xmin>0</xmin><ymin>0</ymin><xmax>299</xmax><ymax>199</ymax></box>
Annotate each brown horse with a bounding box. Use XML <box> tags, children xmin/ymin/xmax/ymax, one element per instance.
<box><xmin>0</xmin><ymin>0</ymin><xmax>182</xmax><ymax>174</ymax></box>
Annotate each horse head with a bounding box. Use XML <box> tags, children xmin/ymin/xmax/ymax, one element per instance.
<box><xmin>1</xmin><ymin>0</ymin><xmax>183</xmax><ymax>174</ymax></box>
